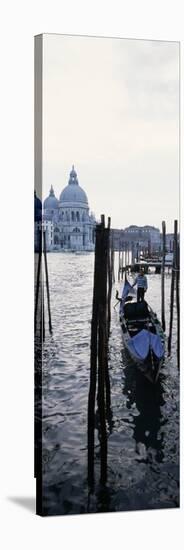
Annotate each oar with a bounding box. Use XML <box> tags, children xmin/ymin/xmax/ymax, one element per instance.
<box><xmin>114</xmin><ymin>290</ymin><xmax>122</xmax><ymax>309</ymax></box>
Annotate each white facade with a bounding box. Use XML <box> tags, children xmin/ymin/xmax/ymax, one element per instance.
<box><xmin>43</xmin><ymin>166</ymin><xmax>96</xmax><ymax>251</ymax></box>
<box><xmin>34</xmin><ymin>220</ymin><xmax>54</xmax><ymax>251</ymax></box>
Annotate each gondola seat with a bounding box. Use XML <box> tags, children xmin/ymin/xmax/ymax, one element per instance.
<box><xmin>124</xmin><ymin>301</ymin><xmax>149</xmax><ymax>321</ymax></box>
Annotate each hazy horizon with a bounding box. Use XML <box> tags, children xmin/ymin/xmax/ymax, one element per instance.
<box><xmin>42</xmin><ymin>35</ymin><xmax>180</xmax><ymax>233</ymax></box>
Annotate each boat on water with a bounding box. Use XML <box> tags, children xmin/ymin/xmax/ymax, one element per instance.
<box><xmin>116</xmin><ymin>281</ymin><xmax>165</xmax><ymax>384</ymax></box>
<box><xmin>74</xmin><ymin>250</ymin><xmax>90</xmax><ymax>255</ymax></box>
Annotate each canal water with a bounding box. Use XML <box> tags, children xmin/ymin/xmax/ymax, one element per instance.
<box><xmin>42</xmin><ymin>252</ymin><xmax>179</xmax><ymax>515</ymax></box>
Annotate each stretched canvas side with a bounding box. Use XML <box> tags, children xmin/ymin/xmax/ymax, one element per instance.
<box><xmin>34</xmin><ymin>34</ymin><xmax>43</xmax><ymax>516</ymax></box>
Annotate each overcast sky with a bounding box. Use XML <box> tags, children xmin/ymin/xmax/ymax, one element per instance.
<box><xmin>43</xmin><ymin>34</ymin><xmax>179</xmax><ymax>232</ymax></box>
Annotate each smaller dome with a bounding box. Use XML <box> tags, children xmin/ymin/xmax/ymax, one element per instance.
<box><xmin>34</xmin><ymin>190</ymin><xmax>42</xmax><ymax>221</ymax></box>
<box><xmin>44</xmin><ymin>185</ymin><xmax>59</xmax><ymax>210</ymax></box>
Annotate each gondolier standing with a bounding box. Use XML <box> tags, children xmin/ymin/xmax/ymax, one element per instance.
<box><xmin>132</xmin><ymin>268</ymin><xmax>148</xmax><ymax>302</ymax></box>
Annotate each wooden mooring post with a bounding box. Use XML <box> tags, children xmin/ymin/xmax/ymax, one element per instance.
<box><xmin>34</xmin><ymin>227</ymin><xmax>53</xmax><ymax>340</ymax></box>
<box><xmin>168</xmin><ymin>220</ymin><xmax>180</xmax><ymax>367</ymax></box>
<box><xmin>43</xmin><ymin>230</ymin><xmax>52</xmax><ymax>335</ymax></box>
<box><xmin>87</xmin><ymin>223</ymin><xmax>101</xmax><ymax>487</ymax></box>
<box><xmin>107</xmin><ymin>218</ymin><xmax>113</xmax><ymax>337</ymax></box>
<box><xmin>42</xmin><ymin>280</ymin><xmax>45</xmax><ymax>342</ymax></box>
<box><xmin>34</xmin><ymin>229</ymin><xmax>42</xmax><ymax>332</ymax></box>
<box><xmin>97</xmin><ymin>215</ymin><xmax>108</xmax><ymax>484</ymax></box>
<box><xmin>161</xmin><ymin>220</ymin><xmax>166</xmax><ymax>332</ymax></box>
<box><xmin>168</xmin><ymin>220</ymin><xmax>177</xmax><ymax>355</ymax></box>
<box><xmin>176</xmin><ymin>239</ymin><xmax>180</xmax><ymax>368</ymax></box>
<box><xmin>131</xmin><ymin>241</ymin><xmax>135</xmax><ymax>267</ymax></box>
<box><xmin>136</xmin><ymin>242</ymin><xmax>139</xmax><ymax>263</ymax></box>
<box><xmin>118</xmin><ymin>241</ymin><xmax>121</xmax><ymax>281</ymax></box>
<box><xmin>88</xmin><ymin>215</ymin><xmax>112</xmax><ymax>488</ymax></box>
<box><xmin>121</xmin><ymin>248</ymin><xmax>124</xmax><ymax>279</ymax></box>
<box><xmin>111</xmin><ymin>232</ymin><xmax>115</xmax><ymax>284</ymax></box>
<box><xmin>127</xmin><ymin>242</ymin><xmax>130</xmax><ymax>267</ymax></box>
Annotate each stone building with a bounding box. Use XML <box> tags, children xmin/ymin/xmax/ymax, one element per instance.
<box><xmin>123</xmin><ymin>225</ymin><xmax>161</xmax><ymax>250</ymax></box>
<box><xmin>43</xmin><ymin>166</ymin><xmax>96</xmax><ymax>251</ymax></box>
<box><xmin>112</xmin><ymin>225</ymin><xmax>161</xmax><ymax>254</ymax></box>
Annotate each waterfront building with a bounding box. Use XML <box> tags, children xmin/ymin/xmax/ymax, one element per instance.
<box><xmin>111</xmin><ymin>225</ymin><xmax>161</xmax><ymax>253</ymax></box>
<box><xmin>43</xmin><ymin>185</ymin><xmax>59</xmax><ymax>224</ymax></box>
<box><xmin>123</xmin><ymin>225</ymin><xmax>161</xmax><ymax>253</ymax></box>
<box><xmin>43</xmin><ymin>166</ymin><xmax>96</xmax><ymax>251</ymax></box>
<box><xmin>166</xmin><ymin>233</ymin><xmax>174</xmax><ymax>252</ymax></box>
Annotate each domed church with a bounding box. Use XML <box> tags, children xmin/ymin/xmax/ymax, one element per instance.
<box><xmin>43</xmin><ymin>166</ymin><xmax>96</xmax><ymax>251</ymax></box>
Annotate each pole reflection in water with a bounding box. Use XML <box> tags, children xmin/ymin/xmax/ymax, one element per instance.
<box><xmin>41</xmin><ymin>254</ymin><xmax>179</xmax><ymax>515</ymax></box>
<box><xmin>87</xmin><ymin>336</ymin><xmax>113</xmax><ymax>484</ymax></box>
<box><xmin>87</xmin><ymin>376</ymin><xmax>113</xmax><ymax>512</ymax></box>
<box><xmin>88</xmin><ymin>219</ymin><xmax>113</xmax><ymax>491</ymax></box>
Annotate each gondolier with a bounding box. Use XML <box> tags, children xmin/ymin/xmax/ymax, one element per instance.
<box><xmin>115</xmin><ymin>276</ymin><xmax>165</xmax><ymax>384</ymax></box>
<box><xmin>132</xmin><ymin>268</ymin><xmax>148</xmax><ymax>302</ymax></box>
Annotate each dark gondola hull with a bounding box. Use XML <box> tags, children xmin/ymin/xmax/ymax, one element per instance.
<box><xmin>120</xmin><ymin>304</ymin><xmax>165</xmax><ymax>384</ymax></box>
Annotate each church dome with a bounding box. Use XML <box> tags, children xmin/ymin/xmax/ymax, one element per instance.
<box><xmin>44</xmin><ymin>185</ymin><xmax>59</xmax><ymax>210</ymax></box>
<box><xmin>59</xmin><ymin>165</ymin><xmax>88</xmax><ymax>206</ymax></box>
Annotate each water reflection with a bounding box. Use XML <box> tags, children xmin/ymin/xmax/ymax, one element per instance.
<box><xmin>87</xmin><ymin>364</ymin><xmax>113</xmax><ymax>488</ymax></box>
<box><xmin>41</xmin><ymin>253</ymin><xmax>179</xmax><ymax>515</ymax></box>
<box><xmin>123</xmin><ymin>361</ymin><xmax>166</xmax><ymax>463</ymax></box>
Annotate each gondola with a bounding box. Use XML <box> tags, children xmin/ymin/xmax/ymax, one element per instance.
<box><xmin>116</xmin><ymin>289</ymin><xmax>165</xmax><ymax>384</ymax></box>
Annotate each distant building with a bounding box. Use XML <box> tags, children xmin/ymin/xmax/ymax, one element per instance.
<box><xmin>111</xmin><ymin>225</ymin><xmax>161</xmax><ymax>253</ymax></box>
<box><xmin>124</xmin><ymin>225</ymin><xmax>161</xmax><ymax>249</ymax></box>
<box><xmin>166</xmin><ymin>233</ymin><xmax>174</xmax><ymax>252</ymax></box>
<box><xmin>43</xmin><ymin>166</ymin><xmax>96</xmax><ymax>251</ymax></box>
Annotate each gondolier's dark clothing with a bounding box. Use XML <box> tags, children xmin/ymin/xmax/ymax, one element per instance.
<box><xmin>132</xmin><ymin>273</ymin><xmax>148</xmax><ymax>302</ymax></box>
<box><xmin>137</xmin><ymin>287</ymin><xmax>145</xmax><ymax>302</ymax></box>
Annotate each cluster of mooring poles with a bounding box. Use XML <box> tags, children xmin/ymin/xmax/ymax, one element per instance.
<box><xmin>118</xmin><ymin>241</ymin><xmax>137</xmax><ymax>280</ymax></box>
<box><xmin>161</xmin><ymin>219</ymin><xmax>180</xmax><ymax>367</ymax></box>
<box><xmin>34</xmin><ymin>228</ymin><xmax>52</xmax><ymax>341</ymax></box>
<box><xmin>87</xmin><ymin>215</ymin><xmax>114</xmax><ymax>488</ymax></box>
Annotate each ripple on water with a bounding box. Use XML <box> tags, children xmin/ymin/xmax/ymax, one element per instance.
<box><xmin>41</xmin><ymin>253</ymin><xmax>179</xmax><ymax>515</ymax></box>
